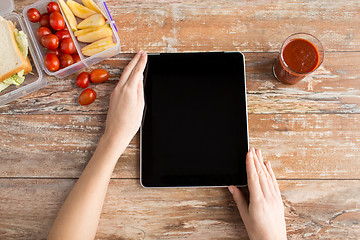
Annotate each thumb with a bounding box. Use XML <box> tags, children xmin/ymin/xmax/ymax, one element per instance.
<box><xmin>228</xmin><ymin>186</ymin><xmax>249</xmax><ymax>220</ymax></box>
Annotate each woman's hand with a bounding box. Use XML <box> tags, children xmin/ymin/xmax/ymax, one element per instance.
<box><xmin>228</xmin><ymin>147</ymin><xmax>287</xmax><ymax>240</ymax></box>
<box><xmin>48</xmin><ymin>51</ymin><xmax>148</xmax><ymax>240</ymax></box>
<box><xmin>103</xmin><ymin>50</ymin><xmax>147</xmax><ymax>147</ymax></box>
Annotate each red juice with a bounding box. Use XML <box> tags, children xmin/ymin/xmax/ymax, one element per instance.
<box><xmin>273</xmin><ymin>35</ymin><xmax>323</xmax><ymax>85</ymax></box>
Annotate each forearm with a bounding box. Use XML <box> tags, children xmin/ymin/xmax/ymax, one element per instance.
<box><xmin>47</xmin><ymin>134</ymin><xmax>129</xmax><ymax>240</ymax></box>
<box><xmin>48</xmin><ymin>51</ymin><xmax>146</xmax><ymax>240</ymax></box>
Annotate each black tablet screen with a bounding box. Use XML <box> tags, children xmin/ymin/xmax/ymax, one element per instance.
<box><xmin>141</xmin><ymin>52</ymin><xmax>248</xmax><ymax>187</ymax></box>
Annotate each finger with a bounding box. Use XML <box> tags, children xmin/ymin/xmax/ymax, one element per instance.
<box><xmin>265</xmin><ymin>161</ymin><xmax>281</xmax><ymax>197</ymax></box>
<box><xmin>256</xmin><ymin>149</ymin><xmax>272</xmax><ymax>186</ymax></box>
<box><xmin>228</xmin><ymin>186</ymin><xmax>249</xmax><ymax>220</ymax></box>
<box><xmin>137</xmin><ymin>74</ymin><xmax>144</xmax><ymax>96</ymax></box>
<box><xmin>246</xmin><ymin>148</ymin><xmax>263</xmax><ymax>199</ymax></box>
<box><xmin>137</xmin><ymin>75</ymin><xmax>145</xmax><ymax>106</ymax></box>
<box><xmin>118</xmin><ymin>50</ymin><xmax>143</xmax><ymax>88</ymax></box>
<box><xmin>252</xmin><ymin>148</ymin><xmax>272</xmax><ymax>198</ymax></box>
<box><xmin>257</xmin><ymin>149</ymin><xmax>277</xmax><ymax>197</ymax></box>
<box><xmin>126</xmin><ymin>52</ymin><xmax>148</xmax><ymax>89</ymax></box>
<box><xmin>256</xmin><ymin>149</ymin><xmax>268</xmax><ymax>178</ymax></box>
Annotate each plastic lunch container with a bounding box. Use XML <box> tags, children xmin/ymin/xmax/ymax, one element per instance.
<box><xmin>0</xmin><ymin>0</ymin><xmax>121</xmax><ymax>106</ymax></box>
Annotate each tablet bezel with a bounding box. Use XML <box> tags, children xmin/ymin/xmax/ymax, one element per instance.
<box><xmin>140</xmin><ymin>52</ymin><xmax>249</xmax><ymax>188</ymax></box>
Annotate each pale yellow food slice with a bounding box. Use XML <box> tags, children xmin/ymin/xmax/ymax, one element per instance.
<box><xmin>77</xmin><ymin>14</ymin><xmax>105</xmax><ymax>29</ymax></box>
<box><xmin>82</xmin><ymin>0</ymin><xmax>107</xmax><ymax>18</ymax></box>
<box><xmin>74</xmin><ymin>26</ymin><xmax>99</xmax><ymax>37</ymax></box>
<box><xmin>59</xmin><ymin>0</ymin><xmax>78</xmax><ymax>31</ymax></box>
<box><xmin>77</xmin><ymin>24</ymin><xmax>112</xmax><ymax>43</ymax></box>
<box><xmin>81</xmin><ymin>37</ymin><xmax>115</xmax><ymax>56</ymax></box>
<box><xmin>67</xmin><ymin>0</ymin><xmax>96</xmax><ymax>19</ymax></box>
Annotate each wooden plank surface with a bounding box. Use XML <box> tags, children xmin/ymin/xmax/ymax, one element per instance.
<box><xmin>0</xmin><ymin>179</ymin><xmax>359</xmax><ymax>239</ymax></box>
<box><xmin>110</xmin><ymin>0</ymin><xmax>360</xmax><ymax>52</ymax></box>
<box><xmin>14</xmin><ymin>0</ymin><xmax>360</xmax><ymax>52</ymax></box>
<box><xmin>1</xmin><ymin>52</ymin><xmax>359</xmax><ymax>115</ymax></box>
<box><xmin>1</xmin><ymin>113</ymin><xmax>359</xmax><ymax>179</ymax></box>
<box><xmin>2</xmin><ymin>0</ymin><xmax>359</xmax><ymax>239</ymax></box>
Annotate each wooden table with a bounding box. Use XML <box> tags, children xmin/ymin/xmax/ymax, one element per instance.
<box><xmin>1</xmin><ymin>0</ymin><xmax>360</xmax><ymax>239</ymax></box>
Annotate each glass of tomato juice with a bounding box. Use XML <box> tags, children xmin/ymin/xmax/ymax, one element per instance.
<box><xmin>273</xmin><ymin>33</ymin><xmax>324</xmax><ymax>85</ymax></box>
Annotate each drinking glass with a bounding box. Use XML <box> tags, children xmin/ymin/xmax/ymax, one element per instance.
<box><xmin>273</xmin><ymin>33</ymin><xmax>324</xmax><ymax>85</ymax></box>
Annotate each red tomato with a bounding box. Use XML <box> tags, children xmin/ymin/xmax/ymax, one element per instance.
<box><xmin>27</xmin><ymin>8</ymin><xmax>41</xmax><ymax>23</ymax></box>
<box><xmin>41</xmin><ymin>34</ymin><xmax>59</xmax><ymax>50</ymax></box>
<box><xmin>49</xmin><ymin>12</ymin><xmax>65</xmax><ymax>31</ymax></box>
<box><xmin>39</xmin><ymin>14</ymin><xmax>50</xmax><ymax>28</ymax></box>
<box><xmin>36</xmin><ymin>27</ymin><xmax>52</xmax><ymax>41</ymax></box>
<box><xmin>46</xmin><ymin>48</ymin><xmax>61</xmax><ymax>56</ymax></box>
<box><xmin>76</xmin><ymin>72</ymin><xmax>90</xmax><ymax>88</ymax></box>
<box><xmin>44</xmin><ymin>53</ymin><xmax>60</xmax><ymax>72</ymax></box>
<box><xmin>90</xmin><ymin>69</ymin><xmax>109</xmax><ymax>84</ymax></box>
<box><xmin>72</xmin><ymin>53</ymin><xmax>81</xmax><ymax>63</ymax></box>
<box><xmin>47</xmin><ymin>2</ymin><xmax>60</xmax><ymax>14</ymax></box>
<box><xmin>79</xmin><ymin>89</ymin><xmax>96</xmax><ymax>105</ymax></box>
<box><xmin>59</xmin><ymin>54</ymin><xmax>74</xmax><ymax>68</ymax></box>
<box><xmin>55</xmin><ymin>30</ymin><xmax>71</xmax><ymax>42</ymax></box>
<box><xmin>60</xmin><ymin>38</ymin><xmax>76</xmax><ymax>54</ymax></box>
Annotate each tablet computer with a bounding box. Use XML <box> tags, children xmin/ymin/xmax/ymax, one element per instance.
<box><xmin>141</xmin><ymin>52</ymin><xmax>248</xmax><ymax>188</ymax></box>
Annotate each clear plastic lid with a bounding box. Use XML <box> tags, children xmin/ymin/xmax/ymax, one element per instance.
<box><xmin>0</xmin><ymin>0</ymin><xmax>14</xmax><ymax>16</ymax></box>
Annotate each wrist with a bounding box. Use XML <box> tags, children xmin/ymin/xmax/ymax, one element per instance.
<box><xmin>99</xmin><ymin>132</ymin><xmax>130</xmax><ymax>160</ymax></box>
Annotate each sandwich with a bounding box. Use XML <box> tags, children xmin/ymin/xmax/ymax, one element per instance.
<box><xmin>0</xmin><ymin>16</ymin><xmax>32</xmax><ymax>92</ymax></box>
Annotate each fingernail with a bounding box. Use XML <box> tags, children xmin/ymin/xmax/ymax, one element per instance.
<box><xmin>228</xmin><ymin>186</ymin><xmax>234</xmax><ymax>194</ymax></box>
<box><xmin>141</xmin><ymin>51</ymin><xmax>147</xmax><ymax>56</ymax></box>
<box><xmin>252</xmin><ymin>147</ymin><xmax>256</xmax><ymax>154</ymax></box>
<box><xmin>138</xmin><ymin>50</ymin><xmax>143</xmax><ymax>55</ymax></box>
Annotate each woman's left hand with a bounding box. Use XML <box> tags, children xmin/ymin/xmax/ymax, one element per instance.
<box><xmin>104</xmin><ymin>50</ymin><xmax>148</xmax><ymax>146</ymax></box>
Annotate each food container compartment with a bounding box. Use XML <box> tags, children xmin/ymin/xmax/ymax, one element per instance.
<box><xmin>23</xmin><ymin>0</ymin><xmax>121</xmax><ymax>78</ymax></box>
<box><xmin>0</xmin><ymin>12</ymin><xmax>45</xmax><ymax>106</ymax></box>
<box><xmin>0</xmin><ymin>0</ymin><xmax>120</xmax><ymax>106</ymax></box>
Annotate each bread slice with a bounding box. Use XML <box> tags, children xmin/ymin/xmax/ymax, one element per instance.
<box><xmin>0</xmin><ymin>17</ymin><xmax>31</xmax><ymax>82</ymax></box>
<box><xmin>24</xmin><ymin>57</ymin><xmax>32</xmax><ymax>75</ymax></box>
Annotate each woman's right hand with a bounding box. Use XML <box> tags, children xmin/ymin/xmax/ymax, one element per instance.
<box><xmin>228</xmin><ymin>147</ymin><xmax>287</xmax><ymax>240</ymax></box>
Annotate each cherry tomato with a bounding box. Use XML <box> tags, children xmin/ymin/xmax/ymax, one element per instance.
<box><xmin>60</xmin><ymin>38</ymin><xmax>76</xmax><ymax>54</ymax></box>
<box><xmin>50</xmin><ymin>11</ymin><xmax>65</xmax><ymax>31</ymax></box>
<box><xmin>47</xmin><ymin>2</ymin><xmax>60</xmax><ymax>14</ymax></box>
<box><xmin>46</xmin><ymin>48</ymin><xmax>61</xmax><ymax>56</ymax></box>
<box><xmin>55</xmin><ymin>30</ymin><xmax>71</xmax><ymax>42</ymax></box>
<box><xmin>44</xmin><ymin>53</ymin><xmax>60</xmax><ymax>72</ymax></box>
<box><xmin>59</xmin><ymin>54</ymin><xmax>74</xmax><ymax>68</ymax></box>
<box><xmin>39</xmin><ymin>14</ymin><xmax>50</xmax><ymax>28</ymax></box>
<box><xmin>78</xmin><ymin>89</ymin><xmax>96</xmax><ymax>105</ymax></box>
<box><xmin>27</xmin><ymin>8</ymin><xmax>41</xmax><ymax>23</ymax></box>
<box><xmin>36</xmin><ymin>27</ymin><xmax>52</xmax><ymax>41</ymax></box>
<box><xmin>41</xmin><ymin>34</ymin><xmax>59</xmax><ymax>50</ymax></box>
<box><xmin>72</xmin><ymin>53</ymin><xmax>81</xmax><ymax>63</ymax></box>
<box><xmin>90</xmin><ymin>69</ymin><xmax>109</xmax><ymax>84</ymax></box>
<box><xmin>76</xmin><ymin>72</ymin><xmax>90</xmax><ymax>88</ymax></box>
